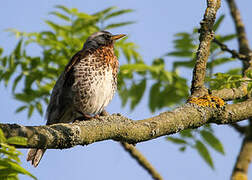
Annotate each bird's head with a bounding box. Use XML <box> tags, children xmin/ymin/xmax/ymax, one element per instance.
<box><xmin>83</xmin><ymin>31</ymin><xmax>126</xmax><ymax>50</ymax></box>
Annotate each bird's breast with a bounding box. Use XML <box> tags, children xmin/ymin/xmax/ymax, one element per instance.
<box><xmin>72</xmin><ymin>55</ymin><xmax>117</xmax><ymax>115</ymax></box>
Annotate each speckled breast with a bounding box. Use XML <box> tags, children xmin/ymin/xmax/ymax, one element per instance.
<box><xmin>72</xmin><ymin>50</ymin><xmax>118</xmax><ymax>115</ymax></box>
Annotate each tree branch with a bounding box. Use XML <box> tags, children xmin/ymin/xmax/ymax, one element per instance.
<box><xmin>191</xmin><ymin>0</ymin><xmax>221</xmax><ymax>96</ymax></box>
<box><xmin>213</xmin><ymin>38</ymin><xmax>249</xmax><ymax>61</ymax></box>
<box><xmin>120</xmin><ymin>142</ymin><xmax>163</xmax><ymax>180</ymax></box>
<box><xmin>226</xmin><ymin>0</ymin><xmax>252</xmax><ymax>75</ymax></box>
<box><xmin>211</xmin><ymin>85</ymin><xmax>248</xmax><ymax>101</ymax></box>
<box><xmin>226</xmin><ymin>0</ymin><xmax>252</xmax><ymax>179</ymax></box>
<box><xmin>1</xmin><ymin>99</ymin><xmax>252</xmax><ymax>149</ymax></box>
<box><xmin>231</xmin><ymin>123</ymin><xmax>252</xmax><ymax>180</ymax></box>
<box><xmin>226</xmin><ymin>0</ymin><xmax>250</xmax><ymax>55</ymax></box>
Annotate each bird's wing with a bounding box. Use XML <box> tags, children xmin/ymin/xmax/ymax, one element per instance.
<box><xmin>63</xmin><ymin>50</ymin><xmax>87</xmax><ymax>86</ymax></box>
<box><xmin>46</xmin><ymin>50</ymin><xmax>87</xmax><ymax>125</ymax></box>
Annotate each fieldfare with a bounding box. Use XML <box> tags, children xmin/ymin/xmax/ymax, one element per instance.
<box><xmin>27</xmin><ymin>31</ymin><xmax>126</xmax><ymax>167</ymax></box>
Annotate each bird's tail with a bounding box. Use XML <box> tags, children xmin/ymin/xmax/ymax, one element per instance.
<box><xmin>27</xmin><ymin>149</ymin><xmax>46</xmax><ymax>167</ymax></box>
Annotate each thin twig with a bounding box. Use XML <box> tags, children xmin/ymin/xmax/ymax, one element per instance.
<box><xmin>191</xmin><ymin>0</ymin><xmax>221</xmax><ymax>97</ymax></box>
<box><xmin>213</xmin><ymin>38</ymin><xmax>249</xmax><ymax>60</ymax></box>
<box><xmin>120</xmin><ymin>142</ymin><xmax>163</xmax><ymax>180</ymax></box>
<box><xmin>211</xmin><ymin>85</ymin><xmax>248</xmax><ymax>101</ymax></box>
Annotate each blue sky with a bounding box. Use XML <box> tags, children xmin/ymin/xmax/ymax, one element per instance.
<box><xmin>1</xmin><ymin>0</ymin><xmax>252</xmax><ymax>179</ymax></box>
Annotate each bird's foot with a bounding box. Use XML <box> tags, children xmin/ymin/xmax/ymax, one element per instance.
<box><xmin>73</xmin><ymin>114</ymin><xmax>93</xmax><ymax>123</ymax></box>
<box><xmin>100</xmin><ymin>109</ymin><xmax>110</xmax><ymax>116</ymax></box>
<box><xmin>93</xmin><ymin>114</ymin><xmax>103</xmax><ymax>121</ymax></box>
<box><xmin>93</xmin><ymin>110</ymin><xmax>110</xmax><ymax>121</ymax></box>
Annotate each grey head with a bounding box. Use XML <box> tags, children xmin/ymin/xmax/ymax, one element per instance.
<box><xmin>83</xmin><ymin>31</ymin><xmax>126</xmax><ymax>50</ymax></box>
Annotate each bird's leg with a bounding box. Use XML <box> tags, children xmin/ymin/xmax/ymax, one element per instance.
<box><xmin>92</xmin><ymin>109</ymin><xmax>109</xmax><ymax>121</ymax></box>
<box><xmin>99</xmin><ymin>109</ymin><xmax>110</xmax><ymax>116</ymax></box>
<box><xmin>73</xmin><ymin>114</ymin><xmax>93</xmax><ymax>123</ymax></box>
<box><xmin>73</xmin><ymin>110</ymin><xmax>109</xmax><ymax>123</ymax></box>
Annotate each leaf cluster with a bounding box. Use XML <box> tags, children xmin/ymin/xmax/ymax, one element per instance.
<box><xmin>0</xmin><ymin>129</ymin><xmax>36</xmax><ymax>180</ymax></box>
<box><xmin>167</xmin><ymin>127</ymin><xmax>224</xmax><ymax>169</ymax></box>
<box><xmin>119</xmin><ymin>58</ymin><xmax>188</xmax><ymax>112</ymax></box>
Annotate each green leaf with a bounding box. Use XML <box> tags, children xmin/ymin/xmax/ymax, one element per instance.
<box><xmin>213</xmin><ymin>14</ymin><xmax>225</xmax><ymax>32</ymax></box>
<box><xmin>45</xmin><ymin>20</ymin><xmax>67</xmax><ymax>32</ymax></box>
<box><xmin>0</xmin><ymin>148</ymin><xmax>17</xmax><ymax>157</ymax></box>
<box><xmin>14</xmin><ymin>93</ymin><xmax>33</xmax><ymax>103</ymax></box>
<box><xmin>180</xmin><ymin>129</ymin><xmax>193</xmax><ymax>138</ymax></box>
<box><xmin>0</xmin><ymin>47</ymin><xmax>3</xmax><ymax>56</ymax></box>
<box><xmin>0</xmin><ymin>159</ymin><xmax>37</xmax><ymax>180</ymax></box>
<box><xmin>129</xmin><ymin>79</ymin><xmax>146</xmax><ymax>110</ymax></box>
<box><xmin>12</xmin><ymin>74</ymin><xmax>23</xmax><ymax>93</ymax></box>
<box><xmin>149</xmin><ymin>82</ymin><xmax>161</xmax><ymax>112</ymax></box>
<box><xmin>5</xmin><ymin>28</ymin><xmax>22</xmax><ymax>38</ymax></box>
<box><xmin>14</xmin><ymin>39</ymin><xmax>23</xmax><ymax>60</ymax></box>
<box><xmin>195</xmin><ymin>140</ymin><xmax>214</xmax><ymax>169</ymax></box>
<box><xmin>217</xmin><ymin>34</ymin><xmax>237</xmax><ymax>42</ymax></box>
<box><xmin>7</xmin><ymin>137</ymin><xmax>27</xmax><ymax>146</ymax></box>
<box><xmin>0</xmin><ymin>168</ymin><xmax>19</xmax><ymax>179</ymax></box>
<box><xmin>246</xmin><ymin>69</ymin><xmax>252</xmax><ymax>79</ymax></box>
<box><xmin>93</xmin><ymin>7</ymin><xmax>117</xmax><ymax>17</ymax></box>
<box><xmin>55</xmin><ymin>5</ymin><xmax>72</xmax><ymax>14</ymax></box>
<box><xmin>179</xmin><ymin>146</ymin><xmax>186</xmax><ymax>152</ymax></box>
<box><xmin>208</xmin><ymin>57</ymin><xmax>234</xmax><ymax>68</ymax></box>
<box><xmin>74</xmin><ymin>11</ymin><xmax>94</xmax><ymax>20</ymax></box>
<box><xmin>173</xmin><ymin>32</ymin><xmax>196</xmax><ymax>51</ymax></box>
<box><xmin>104</xmin><ymin>9</ymin><xmax>134</xmax><ymax>20</ymax></box>
<box><xmin>173</xmin><ymin>59</ymin><xmax>195</xmax><ymax>69</ymax></box>
<box><xmin>28</xmin><ymin>105</ymin><xmax>34</xmax><ymax>118</ymax></box>
<box><xmin>35</xmin><ymin>102</ymin><xmax>43</xmax><ymax>116</ymax></box>
<box><xmin>120</xmin><ymin>64</ymin><xmax>150</xmax><ymax>73</ymax></box>
<box><xmin>200</xmin><ymin>130</ymin><xmax>225</xmax><ymax>154</ymax></box>
<box><xmin>167</xmin><ymin>137</ymin><xmax>187</xmax><ymax>144</ymax></box>
<box><xmin>15</xmin><ymin>105</ymin><xmax>27</xmax><ymax>113</ymax></box>
<box><xmin>105</xmin><ymin>21</ymin><xmax>135</xmax><ymax>29</ymax></box>
<box><xmin>0</xmin><ymin>128</ymin><xmax>7</xmax><ymax>143</ymax></box>
<box><xmin>166</xmin><ymin>51</ymin><xmax>193</xmax><ymax>57</ymax></box>
<box><xmin>50</xmin><ymin>12</ymin><xmax>70</xmax><ymax>21</ymax></box>
<box><xmin>118</xmin><ymin>86</ymin><xmax>129</xmax><ymax>107</ymax></box>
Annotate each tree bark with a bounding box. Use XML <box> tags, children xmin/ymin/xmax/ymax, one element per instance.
<box><xmin>1</xmin><ymin>99</ymin><xmax>252</xmax><ymax>149</ymax></box>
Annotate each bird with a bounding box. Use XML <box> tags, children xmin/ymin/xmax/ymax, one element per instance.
<box><xmin>26</xmin><ymin>31</ymin><xmax>126</xmax><ymax>167</ymax></box>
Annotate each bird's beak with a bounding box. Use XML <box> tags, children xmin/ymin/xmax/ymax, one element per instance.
<box><xmin>111</xmin><ymin>34</ymin><xmax>126</xmax><ymax>40</ymax></box>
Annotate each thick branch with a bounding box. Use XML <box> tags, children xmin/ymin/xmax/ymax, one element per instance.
<box><xmin>1</xmin><ymin>99</ymin><xmax>252</xmax><ymax>149</ymax></box>
<box><xmin>191</xmin><ymin>0</ymin><xmax>221</xmax><ymax>96</ymax></box>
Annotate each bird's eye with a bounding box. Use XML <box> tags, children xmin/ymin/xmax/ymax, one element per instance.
<box><xmin>103</xmin><ymin>34</ymin><xmax>111</xmax><ymax>39</ymax></box>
